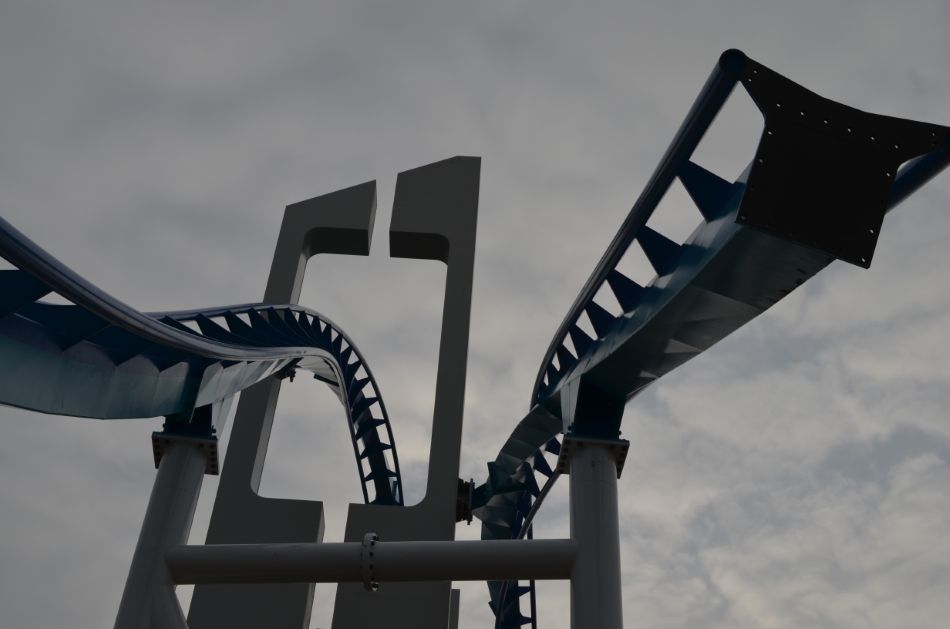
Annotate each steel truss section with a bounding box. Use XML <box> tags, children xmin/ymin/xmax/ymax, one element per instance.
<box><xmin>475</xmin><ymin>49</ymin><xmax>949</xmax><ymax>628</ymax></box>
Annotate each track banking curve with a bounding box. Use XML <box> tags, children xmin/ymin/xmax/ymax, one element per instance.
<box><xmin>0</xmin><ymin>215</ymin><xmax>402</xmax><ymax>506</ymax></box>
<box><xmin>475</xmin><ymin>49</ymin><xmax>950</xmax><ymax>628</ymax></box>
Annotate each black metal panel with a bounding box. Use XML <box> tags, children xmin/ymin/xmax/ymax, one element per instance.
<box><xmin>737</xmin><ymin>58</ymin><xmax>949</xmax><ymax>268</ymax></box>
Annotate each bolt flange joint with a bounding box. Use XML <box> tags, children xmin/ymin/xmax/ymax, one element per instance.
<box><xmin>555</xmin><ymin>433</ymin><xmax>630</xmax><ymax>478</ymax></box>
<box><xmin>360</xmin><ymin>533</ymin><xmax>379</xmax><ymax>591</ymax></box>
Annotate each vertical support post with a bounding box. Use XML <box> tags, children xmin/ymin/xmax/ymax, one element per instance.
<box><xmin>189</xmin><ymin>181</ymin><xmax>375</xmax><ymax>629</ymax></box>
<box><xmin>333</xmin><ymin>156</ymin><xmax>480</xmax><ymax>629</ymax></box>
<box><xmin>115</xmin><ymin>442</ymin><xmax>207</xmax><ymax>629</ymax></box>
<box><xmin>568</xmin><ymin>441</ymin><xmax>624</xmax><ymax>629</ymax></box>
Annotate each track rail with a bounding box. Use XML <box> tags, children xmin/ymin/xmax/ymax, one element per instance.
<box><xmin>0</xmin><ymin>216</ymin><xmax>402</xmax><ymax>505</ymax></box>
<box><xmin>477</xmin><ymin>49</ymin><xmax>950</xmax><ymax>628</ymax></box>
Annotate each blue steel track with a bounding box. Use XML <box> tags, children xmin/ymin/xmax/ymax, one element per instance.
<box><xmin>475</xmin><ymin>49</ymin><xmax>950</xmax><ymax>628</ymax></box>
<box><xmin>0</xmin><ymin>216</ymin><xmax>402</xmax><ymax>505</ymax></box>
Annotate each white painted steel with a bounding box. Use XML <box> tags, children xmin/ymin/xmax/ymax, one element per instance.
<box><xmin>569</xmin><ymin>442</ymin><xmax>624</xmax><ymax>629</ymax></box>
<box><xmin>166</xmin><ymin>539</ymin><xmax>577</xmax><ymax>584</ymax></box>
<box><xmin>114</xmin><ymin>442</ymin><xmax>207</xmax><ymax>629</ymax></box>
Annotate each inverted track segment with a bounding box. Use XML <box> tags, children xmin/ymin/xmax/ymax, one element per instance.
<box><xmin>0</xmin><ymin>216</ymin><xmax>402</xmax><ymax>505</ymax></box>
<box><xmin>475</xmin><ymin>49</ymin><xmax>950</xmax><ymax>628</ymax></box>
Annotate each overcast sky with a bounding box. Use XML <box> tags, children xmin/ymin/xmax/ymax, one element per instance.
<box><xmin>1</xmin><ymin>1</ymin><xmax>949</xmax><ymax>628</ymax></box>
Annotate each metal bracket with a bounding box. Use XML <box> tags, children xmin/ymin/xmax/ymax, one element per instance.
<box><xmin>151</xmin><ymin>432</ymin><xmax>219</xmax><ymax>475</ymax></box>
<box><xmin>455</xmin><ymin>478</ymin><xmax>474</xmax><ymax>524</ymax></box>
<box><xmin>152</xmin><ymin>401</ymin><xmax>229</xmax><ymax>475</ymax></box>
<box><xmin>555</xmin><ymin>434</ymin><xmax>630</xmax><ymax>479</ymax></box>
<box><xmin>361</xmin><ymin>533</ymin><xmax>380</xmax><ymax>592</ymax></box>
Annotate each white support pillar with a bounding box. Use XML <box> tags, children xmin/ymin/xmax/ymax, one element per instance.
<box><xmin>568</xmin><ymin>441</ymin><xmax>624</xmax><ymax>629</ymax></box>
<box><xmin>115</xmin><ymin>442</ymin><xmax>207</xmax><ymax>629</ymax></box>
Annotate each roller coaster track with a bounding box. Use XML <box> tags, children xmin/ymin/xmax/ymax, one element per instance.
<box><xmin>474</xmin><ymin>49</ymin><xmax>950</xmax><ymax>628</ymax></box>
<box><xmin>0</xmin><ymin>216</ymin><xmax>402</xmax><ymax>505</ymax></box>
<box><xmin>1</xmin><ymin>47</ymin><xmax>947</xmax><ymax>629</ymax></box>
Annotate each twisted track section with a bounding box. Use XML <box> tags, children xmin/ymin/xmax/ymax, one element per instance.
<box><xmin>0</xmin><ymin>216</ymin><xmax>402</xmax><ymax>505</ymax></box>
<box><xmin>476</xmin><ymin>49</ymin><xmax>950</xmax><ymax>627</ymax></box>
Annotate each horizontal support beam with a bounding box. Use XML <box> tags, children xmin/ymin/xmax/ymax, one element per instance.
<box><xmin>166</xmin><ymin>539</ymin><xmax>577</xmax><ymax>585</ymax></box>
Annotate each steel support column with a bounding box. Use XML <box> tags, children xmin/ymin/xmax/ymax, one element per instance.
<box><xmin>115</xmin><ymin>442</ymin><xmax>207</xmax><ymax>629</ymax></box>
<box><xmin>568</xmin><ymin>441</ymin><xmax>623</xmax><ymax>629</ymax></box>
